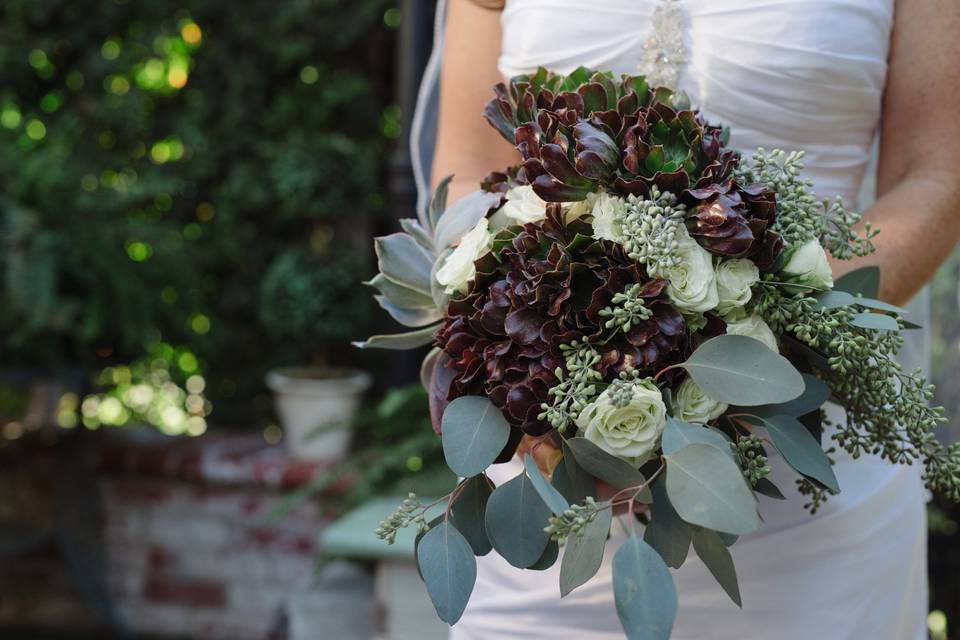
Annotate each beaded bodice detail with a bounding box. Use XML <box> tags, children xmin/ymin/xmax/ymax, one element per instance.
<box><xmin>637</xmin><ymin>0</ymin><xmax>688</xmax><ymax>90</ymax></box>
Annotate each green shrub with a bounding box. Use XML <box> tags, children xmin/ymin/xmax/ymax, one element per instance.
<box><xmin>0</xmin><ymin>0</ymin><xmax>392</xmax><ymax>423</ymax></box>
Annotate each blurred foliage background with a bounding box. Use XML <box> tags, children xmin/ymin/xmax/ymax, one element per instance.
<box><xmin>0</xmin><ymin>0</ymin><xmax>398</xmax><ymax>433</ymax></box>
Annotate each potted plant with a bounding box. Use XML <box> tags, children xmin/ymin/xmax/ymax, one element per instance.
<box><xmin>260</xmin><ymin>245</ymin><xmax>374</xmax><ymax>460</ymax></box>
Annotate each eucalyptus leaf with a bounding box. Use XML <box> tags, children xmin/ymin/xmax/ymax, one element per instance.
<box><xmin>524</xmin><ymin>455</ymin><xmax>569</xmax><ymax>515</ymax></box>
<box><xmin>643</xmin><ymin>477</ymin><xmax>691</xmax><ymax>569</ymax></box>
<box><xmin>689</xmin><ymin>525</ymin><xmax>742</xmax><ymax>607</ymax></box>
<box><xmin>613</xmin><ymin>536</ymin><xmax>678</xmax><ymax>640</ymax></box>
<box><xmin>560</xmin><ymin>506</ymin><xmax>613</xmax><ymax>597</ymax></box>
<box><xmin>753</xmin><ymin>476</ymin><xmax>787</xmax><ymax>500</ymax></box>
<box><xmin>433</xmin><ymin>190</ymin><xmax>502</xmax><ymax>251</ymax></box>
<box><xmin>746</xmin><ymin>373</ymin><xmax>830</xmax><ymax>418</ymax></box>
<box><xmin>718</xmin><ymin>532</ymin><xmax>739</xmax><ymax>546</ymax></box>
<box><xmin>375</xmin><ymin>232</ymin><xmax>435</xmax><ymax>295</ymax></box>
<box><xmin>366</xmin><ymin>273</ymin><xmax>436</xmax><ymax>309</ymax></box>
<box><xmin>414</xmin><ymin>515</ymin><xmax>445</xmax><ymax>581</ymax></box>
<box><xmin>416</xmin><ymin>520</ymin><xmax>477</xmax><ymax>625</ymax></box>
<box><xmin>374</xmin><ymin>295</ymin><xmax>443</xmax><ymax>328</ymax></box>
<box><xmin>528</xmin><ymin>539</ymin><xmax>560</xmax><ymax>571</ymax></box>
<box><xmin>566</xmin><ymin>438</ymin><xmax>652</xmax><ymax>501</ymax></box>
<box><xmin>662</xmin><ymin>418</ymin><xmax>734</xmax><ymax>458</ymax></box>
<box><xmin>441</xmin><ymin>396</ymin><xmax>512</xmax><ymax>478</ymax></box>
<box><xmin>450</xmin><ymin>476</ymin><xmax>494</xmax><ymax>556</ymax></box>
<box><xmin>813</xmin><ymin>290</ymin><xmax>857</xmax><ymax>310</ymax></box>
<box><xmin>856</xmin><ymin>297</ymin><xmax>908</xmax><ymax>315</ymax></box>
<box><xmin>352</xmin><ymin>324</ymin><xmax>440</xmax><ymax>350</ymax></box>
<box><xmin>484</xmin><ymin>472</ymin><xmax>552</xmax><ymax>568</ymax></box>
<box><xmin>833</xmin><ymin>265</ymin><xmax>880</xmax><ymax>298</ymax></box>
<box><xmin>754</xmin><ymin>414</ymin><xmax>840</xmax><ymax>492</ymax></box>
<box><xmin>681</xmin><ymin>335</ymin><xmax>805</xmax><ymax>406</ymax></box>
<box><xmin>849</xmin><ymin>312</ymin><xmax>899</xmax><ymax>332</ymax></box>
<box><xmin>664</xmin><ymin>443</ymin><xmax>760</xmax><ymax>535</ymax></box>
<box><xmin>552</xmin><ymin>451</ymin><xmax>597</xmax><ymax>505</ymax></box>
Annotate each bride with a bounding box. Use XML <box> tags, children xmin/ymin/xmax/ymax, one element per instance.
<box><xmin>419</xmin><ymin>0</ymin><xmax>960</xmax><ymax>638</ymax></box>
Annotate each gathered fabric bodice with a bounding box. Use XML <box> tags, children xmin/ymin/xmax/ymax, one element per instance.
<box><xmin>499</xmin><ymin>0</ymin><xmax>894</xmax><ymax>205</ymax></box>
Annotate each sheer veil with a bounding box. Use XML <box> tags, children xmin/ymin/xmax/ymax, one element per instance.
<box><xmin>410</xmin><ymin>0</ymin><xmax>448</xmax><ymax>228</ymax></box>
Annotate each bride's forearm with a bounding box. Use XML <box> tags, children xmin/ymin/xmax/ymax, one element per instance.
<box><xmin>829</xmin><ymin>168</ymin><xmax>960</xmax><ymax>306</ymax></box>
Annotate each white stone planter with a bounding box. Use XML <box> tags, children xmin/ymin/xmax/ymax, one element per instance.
<box><xmin>265</xmin><ymin>367</ymin><xmax>372</xmax><ymax>461</ymax></box>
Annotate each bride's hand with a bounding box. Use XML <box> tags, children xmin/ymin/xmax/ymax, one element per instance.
<box><xmin>516</xmin><ymin>435</ymin><xmax>648</xmax><ymax>517</ymax></box>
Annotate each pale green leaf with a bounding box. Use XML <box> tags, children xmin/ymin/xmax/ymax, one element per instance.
<box><xmin>524</xmin><ymin>455</ymin><xmax>569</xmax><ymax>515</ymax></box>
<box><xmin>560</xmin><ymin>506</ymin><xmax>613</xmax><ymax>597</ymax></box>
<box><xmin>755</xmin><ymin>414</ymin><xmax>839</xmax><ymax>492</ymax></box>
<box><xmin>416</xmin><ymin>520</ymin><xmax>477</xmax><ymax>625</ymax></box>
<box><xmin>643</xmin><ymin>477</ymin><xmax>691</xmax><ymax>569</ymax></box>
<box><xmin>375</xmin><ymin>295</ymin><xmax>443</xmax><ymax>327</ymax></box>
<box><xmin>566</xmin><ymin>438</ymin><xmax>652</xmax><ymax>502</ymax></box>
<box><xmin>613</xmin><ymin>536</ymin><xmax>677</xmax><ymax>640</ymax></box>
<box><xmin>681</xmin><ymin>335</ymin><xmax>805</xmax><ymax>406</ymax></box>
<box><xmin>552</xmin><ymin>451</ymin><xmax>597</xmax><ymax>506</ymax></box>
<box><xmin>664</xmin><ymin>443</ymin><xmax>760</xmax><ymax>535</ymax></box>
<box><xmin>352</xmin><ymin>324</ymin><xmax>439</xmax><ymax>350</ymax></box>
<box><xmin>689</xmin><ymin>525</ymin><xmax>742</xmax><ymax>607</ymax></box>
<box><xmin>450</xmin><ymin>476</ymin><xmax>494</xmax><ymax>556</ymax></box>
<box><xmin>375</xmin><ymin>232</ymin><xmax>435</xmax><ymax>295</ymax></box>
<box><xmin>528</xmin><ymin>539</ymin><xmax>559</xmax><ymax>571</ymax></box>
<box><xmin>849</xmin><ymin>312</ymin><xmax>898</xmax><ymax>332</ymax></box>
<box><xmin>662</xmin><ymin>418</ymin><xmax>733</xmax><ymax>458</ymax></box>
<box><xmin>484</xmin><ymin>472</ymin><xmax>552</xmax><ymax>568</ymax></box>
<box><xmin>366</xmin><ymin>273</ymin><xmax>436</xmax><ymax>309</ymax></box>
<box><xmin>399</xmin><ymin>218</ymin><xmax>435</xmax><ymax>252</ymax></box>
<box><xmin>833</xmin><ymin>266</ymin><xmax>879</xmax><ymax>298</ymax></box>
<box><xmin>433</xmin><ymin>190</ymin><xmax>502</xmax><ymax>250</ymax></box>
<box><xmin>429</xmin><ymin>175</ymin><xmax>453</xmax><ymax>229</ymax></box>
<box><xmin>441</xmin><ymin>397</ymin><xmax>511</xmax><ymax>478</ymax></box>
<box><xmin>747</xmin><ymin>373</ymin><xmax>830</xmax><ymax>418</ymax></box>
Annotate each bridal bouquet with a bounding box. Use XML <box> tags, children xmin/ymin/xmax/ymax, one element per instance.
<box><xmin>357</xmin><ymin>67</ymin><xmax>960</xmax><ymax>639</ymax></box>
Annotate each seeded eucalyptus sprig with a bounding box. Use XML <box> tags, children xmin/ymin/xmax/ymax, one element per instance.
<box><xmin>375</xmin><ymin>493</ymin><xmax>429</xmax><ymax>544</ymax></box>
<box><xmin>753</xmin><ymin>284</ymin><xmax>960</xmax><ymax>502</ymax></box>
<box><xmin>731</xmin><ymin>435</ymin><xmax>771</xmax><ymax>486</ymax></box>
<box><xmin>735</xmin><ymin>148</ymin><xmax>877</xmax><ymax>259</ymax></box>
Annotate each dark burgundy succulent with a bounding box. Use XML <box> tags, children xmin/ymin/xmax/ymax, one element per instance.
<box><xmin>483</xmin><ymin>66</ymin><xmax>738</xmax><ymax>202</ymax></box>
<box><xmin>434</xmin><ymin>206</ymin><xmax>690</xmax><ymax>440</ymax></box>
<box><xmin>683</xmin><ymin>180</ymin><xmax>783</xmax><ymax>269</ymax></box>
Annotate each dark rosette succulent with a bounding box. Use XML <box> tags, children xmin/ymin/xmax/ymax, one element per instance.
<box><xmin>683</xmin><ymin>180</ymin><xmax>783</xmax><ymax>269</ymax></box>
<box><xmin>435</xmin><ymin>206</ymin><xmax>690</xmax><ymax>438</ymax></box>
<box><xmin>483</xmin><ymin>66</ymin><xmax>737</xmax><ymax>202</ymax></box>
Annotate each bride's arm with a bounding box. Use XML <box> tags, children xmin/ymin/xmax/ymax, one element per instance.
<box><xmin>431</xmin><ymin>0</ymin><xmax>519</xmax><ymax>203</ymax></box>
<box><xmin>831</xmin><ymin>0</ymin><xmax>960</xmax><ymax>306</ymax></box>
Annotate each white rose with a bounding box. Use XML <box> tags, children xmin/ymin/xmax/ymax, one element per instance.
<box><xmin>563</xmin><ymin>192</ymin><xmax>597</xmax><ymax>222</ymax></box>
<box><xmin>434</xmin><ymin>217</ymin><xmax>492</xmax><ymax>294</ymax></box>
<box><xmin>575</xmin><ymin>378</ymin><xmax>667</xmax><ymax>464</ymax></box>
<box><xmin>673</xmin><ymin>377</ymin><xmax>728</xmax><ymax>424</ymax></box>
<box><xmin>589</xmin><ymin>192</ymin><xmax>627</xmax><ymax>242</ymax></box>
<box><xmin>725</xmin><ymin>314</ymin><xmax>779</xmax><ymax>352</ymax></box>
<box><xmin>715</xmin><ymin>258</ymin><xmax>760</xmax><ymax>315</ymax></box>
<box><xmin>781</xmin><ymin>239</ymin><xmax>834</xmax><ymax>290</ymax></box>
<box><xmin>499</xmin><ymin>185</ymin><xmax>548</xmax><ymax>225</ymax></box>
<box><xmin>651</xmin><ymin>227</ymin><xmax>719</xmax><ymax>313</ymax></box>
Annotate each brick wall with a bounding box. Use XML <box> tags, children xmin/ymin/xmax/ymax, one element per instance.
<box><xmin>0</xmin><ymin>430</ymin><xmax>369</xmax><ymax>640</ymax></box>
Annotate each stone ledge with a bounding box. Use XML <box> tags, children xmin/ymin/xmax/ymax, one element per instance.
<box><xmin>98</xmin><ymin>429</ymin><xmax>353</xmax><ymax>492</ymax></box>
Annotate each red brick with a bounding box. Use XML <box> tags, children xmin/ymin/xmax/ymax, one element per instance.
<box><xmin>144</xmin><ymin>576</ymin><xmax>227</xmax><ymax>608</ymax></box>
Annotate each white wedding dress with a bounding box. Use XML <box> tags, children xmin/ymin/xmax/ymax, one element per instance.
<box><xmin>413</xmin><ymin>1</ymin><xmax>929</xmax><ymax>638</ymax></box>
